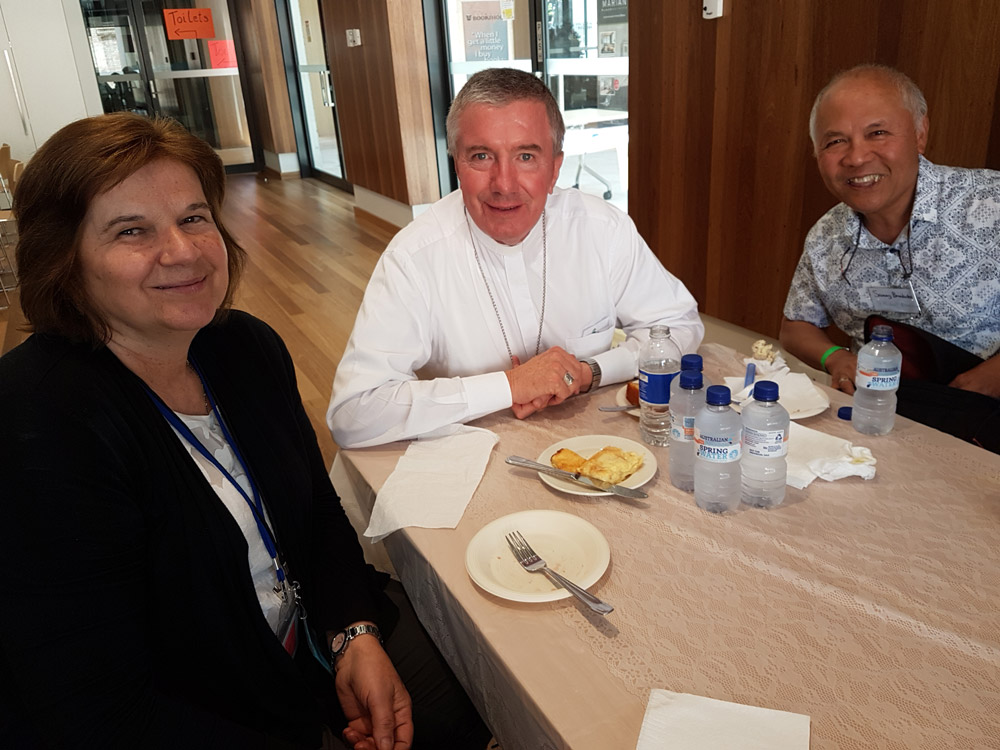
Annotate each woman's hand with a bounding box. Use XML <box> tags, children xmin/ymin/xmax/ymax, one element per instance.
<box><xmin>334</xmin><ymin>632</ymin><xmax>413</xmax><ymax>750</ymax></box>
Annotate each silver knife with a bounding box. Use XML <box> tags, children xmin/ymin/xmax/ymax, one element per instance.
<box><xmin>505</xmin><ymin>456</ymin><xmax>648</xmax><ymax>499</ymax></box>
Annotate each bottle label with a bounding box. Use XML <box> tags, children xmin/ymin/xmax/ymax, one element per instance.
<box><xmin>744</xmin><ymin>427</ymin><xmax>788</xmax><ymax>458</ymax></box>
<box><xmin>639</xmin><ymin>370</ymin><xmax>676</xmax><ymax>404</ymax></box>
<box><xmin>694</xmin><ymin>427</ymin><xmax>742</xmax><ymax>462</ymax></box>
<box><xmin>670</xmin><ymin>414</ymin><xmax>696</xmax><ymax>441</ymax></box>
<box><xmin>856</xmin><ymin>364</ymin><xmax>900</xmax><ymax>390</ymax></box>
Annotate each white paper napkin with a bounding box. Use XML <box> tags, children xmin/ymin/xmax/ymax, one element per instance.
<box><xmin>364</xmin><ymin>425</ymin><xmax>499</xmax><ymax>542</ymax></box>
<box><xmin>786</xmin><ymin>421</ymin><xmax>876</xmax><ymax>489</ymax></box>
<box><xmin>636</xmin><ymin>690</ymin><xmax>810</xmax><ymax>750</ymax></box>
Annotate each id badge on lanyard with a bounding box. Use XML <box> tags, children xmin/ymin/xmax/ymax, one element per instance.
<box><xmin>276</xmin><ymin>581</ymin><xmax>299</xmax><ymax>655</ymax></box>
<box><xmin>868</xmin><ymin>283</ymin><xmax>921</xmax><ymax>315</ymax></box>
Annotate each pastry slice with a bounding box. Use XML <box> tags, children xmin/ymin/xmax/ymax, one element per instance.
<box><xmin>550</xmin><ymin>448</ymin><xmax>587</xmax><ymax>473</ymax></box>
<box><xmin>579</xmin><ymin>446</ymin><xmax>644</xmax><ymax>488</ymax></box>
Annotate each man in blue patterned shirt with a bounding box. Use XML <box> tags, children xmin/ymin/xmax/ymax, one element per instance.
<box><xmin>780</xmin><ymin>64</ymin><xmax>999</xmax><ymax>449</ymax></box>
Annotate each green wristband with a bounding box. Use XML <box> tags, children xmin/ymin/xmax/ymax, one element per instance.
<box><xmin>819</xmin><ymin>345</ymin><xmax>847</xmax><ymax>372</ymax></box>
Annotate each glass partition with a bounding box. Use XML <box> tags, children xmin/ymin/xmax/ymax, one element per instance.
<box><xmin>440</xmin><ymin>0</ymin><xmax>628</xmax><ymax>209</ymax></box>
<box><xmin>544</xmin><ymin>0</ymin><xmax>628</xmax><ymax>209</ymax></box>
<box><xmin>80</xmin><ymin>0</ymin><xmax>255</xmax><ymax>170</ymax></box>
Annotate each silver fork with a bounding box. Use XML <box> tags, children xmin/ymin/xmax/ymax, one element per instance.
<box><xmin>505</xmin><ymin>531</ymin><xmax>614</xmax><ymax>615</ymax></box>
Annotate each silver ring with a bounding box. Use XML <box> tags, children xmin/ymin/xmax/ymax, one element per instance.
<box><xmin>839</xmin><ymin>377</ymin><xmax>852</xmax><ymax>384</ymax></box>
<box><xmin>563</xmin><ymin>372</ymin><xmax>574</xmax><ymax>386</ymax></box>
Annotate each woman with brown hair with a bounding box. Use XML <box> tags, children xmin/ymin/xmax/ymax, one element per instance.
<box><xmin>0</xmin><ymin>114</ymin><xmax>489</xmax><ymax>750</ymax></box>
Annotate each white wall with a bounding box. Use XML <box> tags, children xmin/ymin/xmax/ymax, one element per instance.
<box><xmin>0</xmin><ymin>0</ymin><xmax>101</xmax><ymax>161</ymax></box>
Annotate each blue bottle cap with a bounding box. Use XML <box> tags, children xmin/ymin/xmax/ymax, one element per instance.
<box><xmin>680</xmin><ymin>370</ymin><xmax>703</xmax><ymax>389</ymax></box>
<box><xmin>837</xmin><ymin>406</ymin><xmax>853</xmax><ymax>420</ymax></box>
<box><xmin>680</xmin><ymin>354</ymin><xmax>703</xmax><ymax>371</ymax></box>
<box><xmin>706</xmin><ymin>385</ymin><xmax>731</xmax><ymax>406</ymax></box>
<box><xmin>752</xmin><ymin>380</ymin><xmax>779</xmax><ymax>401</ymax></box>
<box><xmin>871</xmin><ymin>324</ymin><xmax>894</xmax><ymax>342</ymax></box>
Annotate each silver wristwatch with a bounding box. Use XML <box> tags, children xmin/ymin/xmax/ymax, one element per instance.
<box><xmin>330</xmin><ymin>623</ymin><xmax>382</xmax><ymax>661</ymax></box>
<box><xmin>583</xmin><ymin>359</ymin><xmax>602</xmax><ymax>392</ymax></box>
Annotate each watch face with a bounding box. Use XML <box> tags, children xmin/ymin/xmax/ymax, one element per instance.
<box><xmin>331</xmin><ymin>631</ymin><xmax>347</xmax><ymax>654</ymax></box>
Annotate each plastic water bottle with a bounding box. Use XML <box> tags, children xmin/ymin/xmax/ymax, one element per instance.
<box><xmin>694</xmin><ymin>385</ymin><xmax>742</xmax><ymax>513</ymax></box>
<box><xmin>852</xmin><ymin>325</ymin><xmax>902</xmax><ymax>435</ymax></box>
<box><xmin>638</xmin><ymin>325</ymin><xmax>681</xmax><ymax>446</ymax></box>
<box><xmin>740</xmin><ymin>380</ymin><xmax>789</xmax><ymax>508</ymax></box>
<box><xmin>669</xmin><ymin>353</ymin><xmax>710</xmax><ymax>404</ymax></box>
<box><xmin>669</xmin><ymin>370</ymin><xmax>706</xmax><ymax>491</ymax></box>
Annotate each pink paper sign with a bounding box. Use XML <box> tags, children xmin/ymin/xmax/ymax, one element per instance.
<box><xmin>208</xmin><ymin>39</ymin><xmax>237</xmax><ymax>69</ymax></box>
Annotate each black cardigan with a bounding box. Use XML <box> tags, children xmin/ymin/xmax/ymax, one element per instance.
<box><xmin>0</xmin><ymin>312</ymin><xmax>394</xmax><ymax>748</ymax></box>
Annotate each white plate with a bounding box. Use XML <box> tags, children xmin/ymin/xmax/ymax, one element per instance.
<box><xmin>465</xmin><ymin>509</ymin><xmax>611</xmax><ymax>602</ymax></box>
<box><xmin>535</xmin><ymin>434</ymin><xmax>656</xmax><ymax>496</ymax></box>
<box><xmin>784</xmin><ymin>402</ymin><xmax>829</xmax><ymax>420</ymax></box>
<box><xmin>727</xmin><ymin>381</ymin><xmax>831</xmax><ymax>420</ymax></box>
<box><xmin>614</xmin><ymin>384</ymin><xmax>641</xmax><ymax>418</ymax></box>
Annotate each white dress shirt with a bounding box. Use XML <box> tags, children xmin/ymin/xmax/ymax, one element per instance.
<box><xmin>329</xmin><ymin>187</ymin><xmax>703</xmax><ymax>448</ymax></box>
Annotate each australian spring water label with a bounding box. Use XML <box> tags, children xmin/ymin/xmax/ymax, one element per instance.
<box><xmin>670</xmin><ymin>413</ymin><xmax>696</xmax><ymax>442</ymax></box>
<box><xmin>744</xmin><ymin>427</ymin><xmax>788</xmax><ymax>458</ymax></box>
<box><xmin>694</xmin><ymin>427</ymin><xmax>742</xmax><ymax>463</ymax></box>
<box><xmin>856</xmin><ymin>364</ymin><xmax>900</xmax><ymax>390</ymax></box>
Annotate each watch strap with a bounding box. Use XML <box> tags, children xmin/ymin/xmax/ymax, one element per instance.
<box><xmin>330</xmin><ymin>623</ymin><xmax>382</xmax><ymax>660</ymax></box>
<box><xmin>583</xmin><ymin>359</ymin><xmax>602</xmax><ymax>392</ymax></box>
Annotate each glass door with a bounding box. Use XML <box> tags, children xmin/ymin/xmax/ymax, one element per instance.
<box><xmin>80</xmin><ymin>0</ymin><xmax>257</xmax><ymax>171</ymax></box>
<box><xmin>544</xmin><ymin>0</ymin><xmax>629</xmax><ymax>210</ymax></box>
<box><xmin>81</xmin><ymin>1</ymin><xmax>151</xmax><ymax>118</ymax></box>
<box><xmin>286</xmin><ymin>0</ymin><xmax>346</xmax><ymax>183</ymax></box>
<box><xmin>441</xmin><ymin>0</ymin><xmax>536</xmax><ymax>100</ymax></box>
<box><xmin>440</xmin><ymin>0</ymin><xmax>629</xmax><ymax>210</ymax></box>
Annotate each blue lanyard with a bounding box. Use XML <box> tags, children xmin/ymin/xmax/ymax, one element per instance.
<box><xmin>144</xmin><ymin>362</ymin><xmax>286</xmax><ymax>585</ymax></box>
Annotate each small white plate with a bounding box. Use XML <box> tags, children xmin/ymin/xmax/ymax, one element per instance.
<box><xmin>614</xmin><ymin>384</ymin><xmax>642</xmax><ymax>418</ymax></box>
<box><xmin>726</xmin><ymin>378</ymin><xmax>831</xmax><ymax>420</ymax></box>
<box><xmin>465</xmin><ymin>509</ymin><xmax>611</xmax><ymax>602</ymax></box>
<box><xmin>535</xmin><ymin>434</ymin><xmax>656</xmax><ymax>496</ymax></box>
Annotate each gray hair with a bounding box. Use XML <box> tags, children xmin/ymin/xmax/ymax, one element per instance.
<box><xmin>809</xmin><ymin>64</ymin><xmax>928</xmax><ymax>151</ymax></box>
<box><xmin>446</xmin><ymin>68</ymin><xmax>565</xmax><ymax>156</ymax></box>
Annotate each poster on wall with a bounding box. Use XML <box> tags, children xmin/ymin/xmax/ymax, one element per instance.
<box><xmin>461</xmin><ymin>1</ymin><xmax>509</xmax><ymax>62</ymax></box>
<box><xmin>597</xmin><ymin>0</ymin><xmax>627</xmax><ymax>58</ymax></box>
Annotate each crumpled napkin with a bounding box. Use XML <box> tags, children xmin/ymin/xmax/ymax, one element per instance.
<box><xmin>364</xmin><ymin>424</ymin><xmax>499</xmax><ymax>542</ymax></box>
<box><xmin>786</xmin><ymin>421</ymin><xmax>876</xmax><ymax>489</ymax></box>
<box><xmin>636</xmin><ymin>690</ymin><xmax>810</xmax><ymax>750</ymax></box>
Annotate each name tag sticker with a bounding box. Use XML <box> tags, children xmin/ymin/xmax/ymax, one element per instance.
<box><xmin>868</xmin><ymin>286</ymin><xmax>920</xmax><ymax>314</ymax></box>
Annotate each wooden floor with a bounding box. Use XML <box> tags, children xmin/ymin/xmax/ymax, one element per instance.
<box><xmin>0</xmin><ymin>174</ymin><xmax>392</xmax><ymax>467</ymax></box>
<box><xmin>221</xmin><ymin>174</ymin><xmax>394</xmax><ymax>465</ymax></box>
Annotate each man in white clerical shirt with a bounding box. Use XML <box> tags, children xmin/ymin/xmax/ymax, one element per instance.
<box><xmin>328</xmin><ymin>67</ymin><xmax>703</xmax><ymax>450</ymax></box>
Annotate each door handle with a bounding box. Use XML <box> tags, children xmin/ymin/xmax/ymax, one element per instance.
<box><xmin>324</xmin><ymin>70</ymin><xmax>334</xmax><ymax>108</ymax></box>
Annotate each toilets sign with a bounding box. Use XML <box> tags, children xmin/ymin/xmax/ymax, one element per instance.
<box><xmin>164</xmin><ymin>8</ymin><xmax>216</xmax><ymax>40</ymax></box>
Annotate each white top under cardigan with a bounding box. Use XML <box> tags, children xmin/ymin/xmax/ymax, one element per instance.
<box><xmin>174</xmin><ymin>412</ymin><xmax>283</xmax><ymax>632</ymax></box>
<box><xmin>328</xmin><ymin>187</ymin><xmax>705</xmax><ymax>448</ymax></box>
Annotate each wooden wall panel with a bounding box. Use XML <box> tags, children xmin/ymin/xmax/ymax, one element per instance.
<box><xmin>629</xmin><ymin>1</ymin><xmax>715</xmax><ymax>309</ymax></box>
<box><xmin>233</xmin><ymin>0</ymin><xmax>296</xmax><ymax>157</ymax></box>
<box><xmin>895</xmin><ymin>1</ymin><xmax>1000</xmax><ymax>168</ymax></box>
<box><xmin>630</xmin><ymin>0</ymin><xmax>1000</xmax><ymax>340</ymax></box>
<box><xmin>322</xmin><ymin>0</ymin><xmax>439</xmax><ymax>206</ymax></box>
<box><xmin>386</xmin><ymin>0</ymin><xmax>440</xmax><ymax>205</ymax></box>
